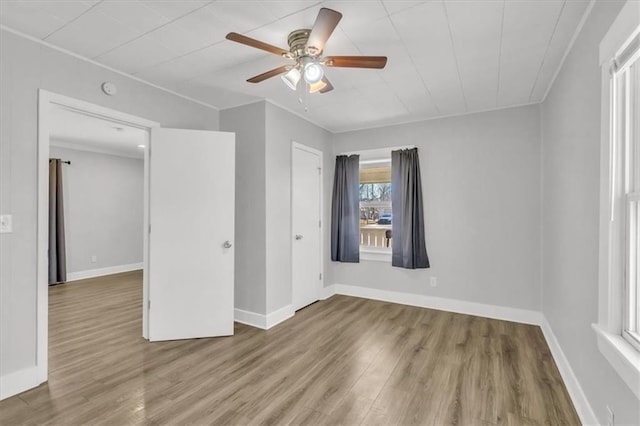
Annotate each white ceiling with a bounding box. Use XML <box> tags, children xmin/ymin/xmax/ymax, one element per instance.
<box><xmin>50</xmin><ymin>105</ymin><xmax>147</xmax><ymax>158</ymax></box>
<box><xmin>0</xmin><ymin>0</ymin><xmax>590</xmax><ymax>132</ymax></box>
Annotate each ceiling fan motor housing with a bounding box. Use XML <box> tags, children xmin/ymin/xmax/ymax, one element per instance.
<box><xmin>287</xmin><ymin>29</ymin><xmax>320</xmax><ymax>58</ymax></box>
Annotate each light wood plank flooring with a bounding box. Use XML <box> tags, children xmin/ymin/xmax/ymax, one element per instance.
<box><xmin>0</xmin><ymin>271</ymin><xmax>579</xmax><ymax>425</ymax></box>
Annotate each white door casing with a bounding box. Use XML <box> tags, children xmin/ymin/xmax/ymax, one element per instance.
<box><xmin>291</xmin><ymin>142</ymin><xmax>322</xmax><ymax>312</ymax></box>
<box><xmin>148</xmin><ymin>128</ymin><xmax>235</xmax><ymax>341</ymax></box>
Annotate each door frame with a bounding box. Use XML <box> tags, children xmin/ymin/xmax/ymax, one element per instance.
<box><xmin>290</xmin><ymin>141</ymin><xmax>324</xmax><ymax>310</ymax></box>
<box><xmin>36</xmin><ymin>90</ymin><xmax>159</xmax><ymax>383</ymax></box>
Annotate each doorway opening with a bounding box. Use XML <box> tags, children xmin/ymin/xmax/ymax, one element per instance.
<box><xmin>37</xmin><ymin>90</ymin><xmax>159</xmax><ymax>384</ymax></box>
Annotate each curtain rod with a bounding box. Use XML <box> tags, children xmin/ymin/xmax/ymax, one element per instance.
<box><xmin>338</xmin><ymin>145</ymin><xmax>416</xmax><ymax>157</ymax></box>
<box><xmin>50</xmin><ymin>158</ymin><xmax>71</xmax><ymax>165</ymax></box>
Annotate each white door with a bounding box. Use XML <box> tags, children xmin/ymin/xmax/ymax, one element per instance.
<box><xmin>292</xmin><ymin>143</ymin><xmax>322</xmax><ymax>311</ymax></box>
<box><xmin>148</xmin><ymin>128</ymin><xmax>235</xmax><ymax>341</ymax></box>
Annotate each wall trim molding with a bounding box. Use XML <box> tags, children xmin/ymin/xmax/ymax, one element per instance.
<box><xmin>0</xmin><ymin>366</ymin><xmax>42</xmax><ymax>401</ymax></box>
<box><xmin>541</xmin><ymin>318</ymin><xmax>599</xmax><ymax>425</ymax></box>
<box><xmin>66</xmin><ymin>263</ymin><xmax>143</xmax><ymax>282</ymax></box>
<box><xmin>234</xmin><ymin>305</ymin><xmax>294</xmax><ymax>330</ymax></box>
<box><xmin>324</xmin><ymin>283</ymin><xmax>543</xmax><ymax>325</ymax></box>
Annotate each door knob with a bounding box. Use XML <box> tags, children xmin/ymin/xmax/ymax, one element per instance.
<box><xmin>295</xmin><ymin>234</ymin><xmax>303</xmax><ymax>240</ymax></box>
<box><xmin>223</xmin><ymin>240</ymin><xmax>232</xmax><ymax>248</ymax></box>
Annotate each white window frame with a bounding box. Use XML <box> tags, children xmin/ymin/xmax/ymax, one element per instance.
<box><xmin>339</xmin><ymin>146</ymin><xmax>414</xmax><ymax>262</ymax></box>
<box><xmin>594</xmin><ymin>0</ymin><xmax>640</xmax><ymax>400</ymax></box>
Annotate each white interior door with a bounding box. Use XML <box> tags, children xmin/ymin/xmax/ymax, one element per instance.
<box><xmin>292</xmin><ymin>143</ymin><xmax>322</xmax><ymax>311</ymax></box>
<box><xmin>148</xmin><ymin>128</ymin><xmax>234</xmax><ymax>341</ymax></box>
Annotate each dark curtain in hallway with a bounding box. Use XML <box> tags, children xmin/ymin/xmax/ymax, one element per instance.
<box><xmin>49</xmin><ymin>158</ymin><xmax>67</xmax><ymax>284</ymax></box>
<box><xmin>331</xmin><ymin>154</ymin><xmax>360</xmax><ymax>262</ymax></box>
<box><xmin>391</xmin><ymin>148</ymin><xmax>430</xmax><ymax>269</ymax></box>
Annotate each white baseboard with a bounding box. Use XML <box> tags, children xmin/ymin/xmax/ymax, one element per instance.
<box><xmin>234</xmin><ymin>308</ymin><xmax>267</xmax><ymax>329</ymax></box>
<box><xmin>325</xmin><ymin>283</ymin><xmax>543</xmax><ymax>325</ymax></box>
<box><xmin>0</xmin><ymin>366</ymin><xmax>42</xmax><ymax>401</ymax></box>
<box><xmin>234</xmin><ymin>304</ymin><xmax>294</xmax><ymax>330</ymax></box>
<box><xmin>541</xmin><ymin>318</ymin><xmax>599</xmax><ymax>426</ymax></box>
<box><xmin>66</xmin><ymin>262</ymin><xmax>143</xmax><ymax>282</ymax></box>
<box><xmin>320</xmin><ymin>284</ymin><xmax>335</xmax><ymax>300</ymax></box>
<box><xmin>266</xmin><ymin>304</ymin><xmax>295</xmax><ymax>329</ymax></box>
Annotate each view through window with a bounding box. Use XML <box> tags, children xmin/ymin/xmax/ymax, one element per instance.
<box><xmin>359</xmin><ymin>160</ymin><xmax>392</xmax><ymax>251</ymax></box>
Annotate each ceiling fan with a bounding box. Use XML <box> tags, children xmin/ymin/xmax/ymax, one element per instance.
<box><xmin>225</xmin><ymin>8</ymin><xmax>387</xmax><ymax>94</ymax></box>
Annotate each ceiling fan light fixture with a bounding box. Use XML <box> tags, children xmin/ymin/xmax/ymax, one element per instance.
<box><xmin>303</xmin><ymin>62</ymin><xmax>324</xmax><ymax>84</ymax></box>
<box><xmin>281</xmin><ymin>67</ymin><xmax>301</xmax><ymax>90</ymax></box>
<box><xmin>308</xmin><ymin>79</ymin><xmax>327</xmax><ymax>94</ymax></box>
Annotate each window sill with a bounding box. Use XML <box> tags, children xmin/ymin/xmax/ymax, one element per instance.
<box><xmin>360</xmin><ymin>249</ymin><xmax>391</xmax><ymax>262</ymax></box>
<box><xmin>592</xmin><ymin>323</ymin><xmax>640</xmax><ymax>399</ymax></box>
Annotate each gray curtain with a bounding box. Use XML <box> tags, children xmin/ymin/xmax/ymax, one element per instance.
<box><xmin>331</xmin><ymin>155</ymin><xmax>360</xmax><ymax>262</ymax></box>
<box><xmin>49</xmin><ymin>159</ymin><xmax>67</xmax><ymax>284</ymax></box>
<box><xmin>391</xmin><ymin>148</ymin><xmax>429</xmax><ymax>269</ymax></box>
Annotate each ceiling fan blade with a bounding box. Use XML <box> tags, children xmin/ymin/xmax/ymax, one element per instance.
<box><xmin>306</xmin><ymin>8</ymin><xmax>342</xmax><ymax>54</ymax></box>
<box><xmin>324</xmin><ymin>56</ymin><xmax>388</xmax><ymax>69</ymax></box>
<box><xmin>226</xmin><ymin>32</ymin><xmax>290</xmax><ymax>57</ymax></box>
<box><xmin>247</xmin><ymin>65</ymin><xmax>291</xmax><ymax>83</ymax></box>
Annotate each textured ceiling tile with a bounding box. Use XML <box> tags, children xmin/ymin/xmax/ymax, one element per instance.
<box><xmin>0</xmin><ymin>1</ymin><xmax>70</xmax><ymax>38</ymax></box>
<box><xmin>528</xmin><ymin>0</ymin><xmax>589</xmax><ymax>101</ymax></box>
<box><xmin>96</xmin><ymin>0</ymin><xmax>170</xmax><ymax>35</ymax></box>
<box><xmin>138</xmin><ymin>0</ymin><xmax>211</xmax><ymax>21</ymax></box>
<box><xmin>382</xmin><ymin>0</ymin><xmax>427</xmax><ymax>16</ymax></box>
<box><xmin>445</xmin><ymin>0</ymin><xmax>503</xmax><ymax>110</ymax></box>
<box><xmin>208</xmin><ymin>1</ymin><xmax>280</xmax><ymax>33</ymax></box>
<box><xmin>96</xmin><ymin>35</ymin><xmax>176</xmax><ymax>74</ymax></box>
<box><xmin>392</xmin><ymin>2</ymin><xmax>466</xmax><ymax>115</ymax></box>
<box><xmin>497</xmin><ymin>0</ymin><xmax>564</xmax><ymax>106</ymax></box>
<box><xmin>45</xmin><ymin>8</ymin><xmax>142</xmax><ymax>57</ymax></box>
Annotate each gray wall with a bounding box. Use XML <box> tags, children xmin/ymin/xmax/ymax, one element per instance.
<box><xmin>265</xmin><ymin>102</ymin><xmax>333</xmax><ymax>313</ymax></box>
<box><xmin>0</xmin><ymin>29</ymin><xmax>218</xmax><ymax>377</ymax></box>
<box><xmin>541</xmin><ymin>1</ymin><xmax>639</xmax><ymax>424</ymax></box>
<box><xmin>49</xmin><ymin>146</ymin><xmax>143</xmax><ymax>275</ymax></box>
<box><xmin>220</xmin><ymin>102</ymin><xmax>267</xmax><ymax>315</ymax></box>
<box><xmin>220</xmin><ymin>101</ymin><xmax>333</xmax><ymax>316</ymax></box>
<box><xmin>331</xmin><ymin>105</ymin><xmax>542</xmax><ymax>311</ymax></box>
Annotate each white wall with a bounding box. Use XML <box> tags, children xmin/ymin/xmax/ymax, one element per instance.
<box><xmin>49</xmin><ymin>146</ymin><xmax>143</xmax><ymax>277</ymax></box>
<box><xmin>541</xmin><ymin>0</ymin><xmax>639</xmax><ymax>424</ymax></box>
<box><xmin>0</xmin><ymin>29</ymin><xmax>218</xmax><ymax>379</ymax></box>
<box><xmin>331</xmin><ymin>105</ymin><xmax>542</xmax><ymax>311</ymax></box>
<box><xmin>220</xmin><ymin>102</ymin><xmax>267</xmax><ymax>315</ymax></box>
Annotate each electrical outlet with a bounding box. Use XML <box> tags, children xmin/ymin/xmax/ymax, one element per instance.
<box><xmin>91</xmin><ymin>255</ymin><xmax>97</xmax><ymax>263</ymax></box>
<box><xmin>606</xmin><ymin>405</ymin><xmax>614</xmax><ymax>426</ymax></box>
<box><xmin>430</xmin><ymin>277</ymin><xmax>437</xmax><ymax>287</ymax></box>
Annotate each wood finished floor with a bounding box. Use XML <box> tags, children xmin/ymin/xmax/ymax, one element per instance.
<box><xmin>0</xmin><ymin>271</ymin><xmax>580</xmax><ymax>425</ymax></box>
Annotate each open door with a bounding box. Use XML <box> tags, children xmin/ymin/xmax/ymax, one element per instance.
<box><xmin>148</xmin><ymin>128</ymin><xmax>234</xmax><ymax>341</ymax></box>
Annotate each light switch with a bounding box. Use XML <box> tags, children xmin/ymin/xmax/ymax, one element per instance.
<box><xmin>0</xmin><ymin>214</ymin><xmax>13</xmax><ymax>233</ymax></box>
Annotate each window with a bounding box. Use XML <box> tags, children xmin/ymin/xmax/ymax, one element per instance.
<box><xmin>595</xmin><ymin>4</ymin><xmax>640</xmax><ymax>399</ymax></box>
<box><xmin>359</xmin><ymin>160</ymin><xmax>392</xmax><ymax>253</ymax></box>
<box><xmin>616</xmin><ymin>43</ymin><xmax>640</xmax><ymax>350</ymax></box>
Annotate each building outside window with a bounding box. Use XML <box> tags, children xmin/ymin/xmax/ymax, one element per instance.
<box><xmin>359</xmin><ymin>159</ymin><xmax>392</xmax><ymax>252</ymax></box>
